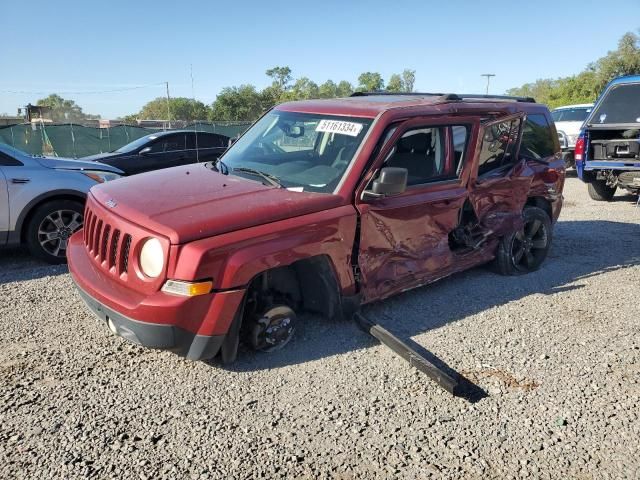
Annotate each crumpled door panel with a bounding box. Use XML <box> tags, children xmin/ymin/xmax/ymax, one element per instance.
<box><xmin>469</xmin><ymin>160</ymin><xmax>533</xmax><ymax>237</ymax></box>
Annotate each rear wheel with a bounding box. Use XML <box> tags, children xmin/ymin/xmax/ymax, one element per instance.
<box><xmin>25</xmin><ymin>200</ymin><xmax>84</xmax><ymax>264</ymax></box>
<box><xmin>496</xmin><ymin>206</ymin><xmax>552</xmax><ymax>276</ymax></box>
<box><xmin>563</xmin><ymin>151</ymin><xmax>575</xmax><ymax>169</ymax></box>
<box><xmin>587</xmin><ymin>180</ymin><xmax>616</xmax><ymax>201</ymax></box>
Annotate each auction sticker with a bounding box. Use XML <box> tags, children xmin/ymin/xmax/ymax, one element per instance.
<box><xmin>316</xmin><ymin>119</ymin><xmax>363</xmax><ymax>137</ymax></box>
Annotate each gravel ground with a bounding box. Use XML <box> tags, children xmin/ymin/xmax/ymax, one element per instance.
<box><xmin>1</xmin><ymin>177</ymin><xmax>639</xmax><ymax>479</ymax></box>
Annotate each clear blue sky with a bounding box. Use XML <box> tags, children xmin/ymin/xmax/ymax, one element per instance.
<box><xmin>1</xmin><ymin>0</ymin><xmax>639</xmax><ymax>119</ymax></box>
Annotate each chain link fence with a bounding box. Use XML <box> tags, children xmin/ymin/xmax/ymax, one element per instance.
<box><xmin>0</xmin><ymin>121</ymin><xmax>252</xmax><ymax>158</ymax></box>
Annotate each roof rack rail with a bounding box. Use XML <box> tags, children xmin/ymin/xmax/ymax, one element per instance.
<box><xmin>350</xmin><ymin>91</ymin><xmax>446</xmax><ymax>97</ymax></box>
<box><xmin>453</xmin><ymin>94</ymin><xmax>536</xmax><ymax>103</ymax></box>
<box><xmin>350</xmin><ymin>91</ymin><xmax>536</xmax><ymax>103</ymax></box>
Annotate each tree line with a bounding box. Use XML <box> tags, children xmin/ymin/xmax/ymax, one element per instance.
<box><xmin>507</xmin><ymin>31</ymin><xmax>640</xmax><ymax>108</ymax></box>
<box><xmin>119</xmin><ymin>67</ymin><xmax>416</xmax><ymax>123</ymax></box>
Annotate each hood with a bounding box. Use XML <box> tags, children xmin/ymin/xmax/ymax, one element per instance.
<box><xmin>35</xmin><ymin>156</ymin><xmax>123</xmax><ymax>174</ymax></box>
<box><xmin>89</xmin><ymin>163</ymin><xmax>346</xmax><ymax>244</ymax></box>
<box><xmin>554</xmin><ymin>121</ymin><xmax>584</xmax><ymax>136</ymax></box>
<box><xmin>81</xmin><ymin>151</ymin><xmax>123</xmax><ymax>161</ymax></box>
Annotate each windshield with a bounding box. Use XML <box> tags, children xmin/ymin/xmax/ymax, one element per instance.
<box><xmin>551</xmin><ymin>107</ymin><xmax>591</xmax><ymax>122</ymax></box>
<box><xmin>590</xmin><ymin>83</ymin><xmax>640</xmax><ymax>125</ymax></box>
<box><xmin>220</xmin><ymin>111</ymin><xmax>372</xmax><ymax>193</ymax></box>
<box><xmin>114</xmin><ymin>134</ymin><xmax>158</xmax><ymax>153</ymax></box>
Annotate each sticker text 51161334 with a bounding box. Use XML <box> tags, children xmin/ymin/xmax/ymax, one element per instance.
<box><xmin>316</xmin><ymin>119</ymin><xmax>364</xmax><ymax>137</ymax></box>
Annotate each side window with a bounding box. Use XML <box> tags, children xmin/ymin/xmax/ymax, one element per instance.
<box><xmin>478</xmin><ymin>118</ymin><xmax>521</xmax><ymax>176</ymax></box>
<box><xmin>193</xmin><ymin>133</ymin><xmax>227</xmax><ymax>148</ymax></box>
<box><xmin>162</xmin><ymin>134</ymin><xmax>185</xmax><ymax>152</ymax></box>
<box><xmin>0</xmin><ymin>152</ymin><xmax>23</xmax><ymax>166</ymax></box>
<box><xmin>384</xmin><ymin>127</ymin><xmax>446</xmax><ymax>185</ymax></box>
<box><xmin>185</xmin><ymin>132</ymin><xmax>197</xmax><ymax>150</ymax></box>
<box><xmin>147</xmin><ymin>139</ymin><xmax>165</xmax><ymax>153</ymax></box>
<box><xmin>521</xmin><ymin>114</ymin><xmax>555</xmax><ymax>160</ymax></box>
<box><xmin>383</xmin><ymin>125</ymin><xmax>468</xmax><ymax>186</ymax></box>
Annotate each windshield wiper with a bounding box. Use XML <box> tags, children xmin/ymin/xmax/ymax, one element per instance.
<box><xmin>232</xmin><ymin>167</ymin><xmax>282</xmax><ymax>188</ymax></box>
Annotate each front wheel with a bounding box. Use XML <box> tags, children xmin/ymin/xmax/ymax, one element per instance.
<box><xmin>587</xmin><ymin>180</ymin><xmax>616</xmax><ymax>201</ymax></box>
<box><xmin>495</xmin><ymin>206</ymin><xmax>552</xmax><ymax>276</ymax></box>
<box><xmin>247</xmin><ymin>305</ymin><xmax>297</xmax><ymax>352</ymax></box>
<box><xmin>25</xmin><ymin>200</ymin><xmax>84</xmax><ymax>264</ymax></box>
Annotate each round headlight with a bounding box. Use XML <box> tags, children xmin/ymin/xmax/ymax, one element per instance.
<box><xmin>139</xmin><ymin>238</ymin><xmax>164</xmax><ymax>278</ymax></box>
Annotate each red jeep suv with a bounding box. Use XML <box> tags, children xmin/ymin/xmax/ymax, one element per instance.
<box><xmin>67</xmin><ymin>93</ymin><xmax>564</xmax><ymax>363</ymax></box>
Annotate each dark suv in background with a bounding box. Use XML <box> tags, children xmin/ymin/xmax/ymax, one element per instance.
<box><xmin>82</xmin><ymin>130</ymin><xmax>229</xmax><ymax>175</ymax></box>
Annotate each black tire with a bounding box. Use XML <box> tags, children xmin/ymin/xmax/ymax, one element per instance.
<box><xmin>563</xmin><ymin>152</ymin><xmax>575</xmax><ymax>169</ymax></box>
<box><xmin>247</xmin><ymin>305</ymin><xmax>297</xmax><ymax>352</ymax></box>
<box><xmin>587</xmin><ymin>181</ymin><xmax>616</xmax><ymax>201</ymax></box>
<box><xmin>25</xmin><ymin>199</ymin><xmax>84</xmax><ymax>264</ymax></box>
<box><xmin>495</xmin><ymin>206</ymin><xmax>552</xmax><ymax>276</ymax></box>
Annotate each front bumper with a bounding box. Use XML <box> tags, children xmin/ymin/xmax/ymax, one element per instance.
<box><xmin>76</xmin><ymin>285</ymin><xmax>225</xmax><ymax>360</ymax></box>
<box><xmin>67</xmin><ymin>232</ymin><xmax>246</xmax><ymax>361</ymax></box>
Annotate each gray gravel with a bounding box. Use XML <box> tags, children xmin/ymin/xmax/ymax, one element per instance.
<box><xmin>1</xmin><ymin>177</ymin><xmax>639</xmax><ymax>479</ymax></box>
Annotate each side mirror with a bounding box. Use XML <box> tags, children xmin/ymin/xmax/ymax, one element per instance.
<box><xmin>363</xmin><ymin>167</ymin><xmax>408</xmax><ymax>200</ymax></box>
<box><xmin>139</xmin><ymin>146</ymin><xmax>152</xmax><ymax>155</ymax></box>
<box><xmin>228</xmin><ymin>136</ymin><xmax>239</xmax><ymax>148</ymax></box>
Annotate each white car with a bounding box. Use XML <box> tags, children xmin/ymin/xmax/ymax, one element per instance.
<box><xmin>551</xmin><ymin>103</ymin><xmax>593</xmax><ymax>168</ymax></box>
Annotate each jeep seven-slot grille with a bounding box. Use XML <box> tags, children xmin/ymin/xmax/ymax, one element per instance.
<box><xmin>83</xmin><ymin>207</ymin><xmax>131</xmax><ymax>274</ymax></box>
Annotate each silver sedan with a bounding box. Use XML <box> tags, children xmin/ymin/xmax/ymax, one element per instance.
<box><xmin>0</xmin><ymin>143</ymin><xmax>123</xmax><ymax>263</ymax></box>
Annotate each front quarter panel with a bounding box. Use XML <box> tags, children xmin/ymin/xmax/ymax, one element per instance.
<box><xmin>6</xmin><ymin>163</ymin><xmax>97</xmax><ymax>236</ymax></box>
<box><xmin>169</xmin><ymin>205</ymin><xmax>359</xmax><ymax>294</ymax></box>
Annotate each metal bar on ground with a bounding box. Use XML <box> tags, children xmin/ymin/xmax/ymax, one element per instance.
<box><xmin>355</xmin><ymin>312</ymin><xmax>460</xmax><ymax>395</ymax></box>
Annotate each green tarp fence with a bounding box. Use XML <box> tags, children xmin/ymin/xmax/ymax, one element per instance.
<box><xmin>0</xmin><ymin>122</ymin><xmax>252</xmax><ymax>158</ymax></box>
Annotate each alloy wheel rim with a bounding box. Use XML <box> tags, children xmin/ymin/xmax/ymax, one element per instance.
<box><xmin>510</xmin><ymin>218</ymin><xmax>548</xmax><ymax>270</ymax></box>
<box><xmin>37</xmin><ymin>210</ymin><xmax>83</xmax><ymax>257</ymax></box>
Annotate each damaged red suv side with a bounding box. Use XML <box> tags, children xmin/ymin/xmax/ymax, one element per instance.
<box><xmin>67</xmin><ymin>93</ymin><xmax>564</xmax><ymax>363</ymax></box>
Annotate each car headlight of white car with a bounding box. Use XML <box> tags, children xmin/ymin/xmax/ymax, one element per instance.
<box><xmin>139</xmin><ymin>238</ymin><xmax>164</xmax><ymax>278</ymax></box>
<box><xmin>566</xmin><ymin>134</ymin><xmax>578</xmax><ymax>146</ymax></box>
<box><xmin>81</xmin><ymin>170</ymin><xmax>122</xmax><ymax>183</ymax></box>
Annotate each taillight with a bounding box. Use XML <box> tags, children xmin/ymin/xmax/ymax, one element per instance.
<box><xmin>541</xmin><ymin>168</ymin><xmax>560</xmax><ymax>183</ymax></box>
<box><xmin>575</xmin><ymin>134</ymin><xmax>585</xmax><ymax>161</ymax></box>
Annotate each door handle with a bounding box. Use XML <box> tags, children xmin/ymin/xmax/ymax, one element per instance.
<box><xmin>11</xmin><ymin>178</ymin><xmax>30</xmax><ymax>184</ymax></box>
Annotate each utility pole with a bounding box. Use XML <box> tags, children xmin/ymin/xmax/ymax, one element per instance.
<box><xmin>481</xmin><ymin>74</ymin><xmax>496</xmax><ymax>95</ymax></box>
<box><xmin>165</xmin><ymin>81</ymin><xmax>171</xmax><ymax>129</ymax></box>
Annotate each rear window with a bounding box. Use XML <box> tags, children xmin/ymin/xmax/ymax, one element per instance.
<box><xmin>590</xmin><ymin>83</ymin><xmax>640</xmax><ymax>125</ymax></box>
<box><xmin>521</xmin><ymin>114</ymin><xmax>556</xmax><ymax>160</ymax></box>
<box><xmin>551</xmin><ymin>108</ymin><xmax>591</xmax><ymax>122</ymax></box>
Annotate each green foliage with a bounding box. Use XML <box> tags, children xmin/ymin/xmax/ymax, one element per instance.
<box><xmin>357</xmin><ymin>72</ymin><xmax>385</xmax><ymax>92</ymax></box>
<box><xmin>265</xmin><ymin>66</ymin><xmax>293</xmax><ymax>90</ymax></box>
<box><xmin>336</xmin><ymin>80</ymin><xmax>354</xmax><ymax>97</ymax></box>
<box><xmin>508</xmin><ymin>32</ymin><xmax>640</xmax><ymax>108</ymax></box>
<box><xmin>138</xmin><ymin>97</ymin><xmax>210</xmax><ymax>122</ymax></box>
<box><xmin>386</xmin><ymin>70</ymin><xmax>416</xmax><ymax>93</ymax></box>
<box><xmin>386</xmin><ymin>74</ymin><xmax>404</xmax><ymax>92</ymax></box>
<box><xmin>208</xmin><ymin>85</ymin><xmax>271</xmax><ymax>121</ymax></box>
<box><xmin>36</xmin><ymin>94</ymin><xmax>99</xmax><ymax>122</ymax></box>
